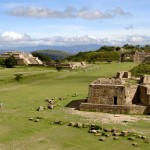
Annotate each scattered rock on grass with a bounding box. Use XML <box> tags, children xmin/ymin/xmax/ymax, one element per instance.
<box><xmin>141</xmin><ymin>136</ymin><xmax>146</xmax><ymax>139</ymax></box>
<box><xmin>37</xmin><ymin>106</ymin><xmax>44</xmax><ymax>111</ymax></box>
<box><xmin>105</xmin><ymin>133</ymin><xmax>111</xmax><ymax>137</ymax></box>
<box><xmin>120</xmin><ymin>131</ymin><xmax>128</xmax><ymax>137</ymax></box>
<box><xmin>114</xmin><ymin>137</ymin><xmax>119</xmax><ymax>140</ymax></box>
<box><xmin>77</xmin><ymin>123</ymin><xmax>82</xmax><ymax>128</ymax></box>
<box><xmin>89</xmin><ymin>129</ymin><xmax>97</xmax><ymax>134</ymax></box>
<box><xmin>128</xmin><ymin>137</ymin><xmax>135</xmax><ymax>141</ymax></box>
<box><xmin>68</xmin><ymin>122</ymin><xmax>75</xmax><ymax>126</ymax></box>
<box><xmin>104</xmin><ymin>128</ymin><xmax>111</xmax><ymax>132</ymax></box>
<box><xmin>34</xmin><ymin>119</ymin><xmax>40</xmax><ymax>122</ymax></box>
<box><xmin>132</xmin><ymin>143</ymin><xmax>138</xmax><ymax>146</ymax></box>
<box><xmin>99</xmin><ymin>138</ymin><xmax>105</xmax><ymax>141</ymax></box>
<box><xmin>29</xmin><ymin>118</ymin><xmax>34</xmax><ymax>121</ymax></box>
<box><xmin>53</xmin><ymin>120</ymin><xmax>63</xmax><ymax>125</ymax></box>
<box><xmin>113</xmin><ymin>132</ymin><xmax>120</xmax><ymax>136</ymax></box>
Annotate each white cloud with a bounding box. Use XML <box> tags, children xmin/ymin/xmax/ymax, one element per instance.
<box><xmin>113</xmin><ymin>7</ymin><xmax>131</xmax><ymax>16</ymax></box>
<box><xmin>7</xmin><ymin>6</ymin><xmax>131</xmax><ymax>20</ymax></box>
<box><xmin>0</xmin><ymin>31</ymin><xmax>150</xmax><ymax>48</ymax></box>
<box><xmin>0</xmin><ymin>31</ymin><xmax>31</xmax><ymax>42</ymax></box>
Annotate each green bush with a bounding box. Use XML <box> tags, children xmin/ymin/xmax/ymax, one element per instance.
<box><xmin>130</xmin><ymin>63</ymin><xmax>150</xmax><ymax>76</ymax></box>
<box><xmin>4</xmin><ymin>56</ymin><xmax>17</xmax><ymax>68</ymax></box>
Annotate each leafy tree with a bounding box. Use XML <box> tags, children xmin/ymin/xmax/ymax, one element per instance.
<box><xmin>97</xmin><ymin>46</ymin><xmax>116</xmax><ymax>52</ymax></box>
<box><xmin>115</xmin><ymin>47</ymin><xmax>121</xmax><ymax>51</ymax></box>
<box><xmin>32</xmin><ymin>52</ymin><xmax>51</xmax><ymax>62</ymax></box>
<box><xmin>56</xmin><ymin>65</ymin><xmax>63</xmax><ymax>72</ymax></box>
<box><xmin>122</xmin><ymin>44</ymin><xmax>135</xmax><ymax>50</ymax></box>
<box><xmin>4</xmin><ymin>56</ymin><xmax>17</xmax><ymax>68</ymax></box>
<box><xmin>0</xmin><ymin>58</ymin><xmax>5</xmax><ymax>67</ymax></box>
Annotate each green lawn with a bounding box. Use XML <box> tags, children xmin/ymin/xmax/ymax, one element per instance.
<box><xmin>0</xmin><ymin>62</ymin><xmax>150</xmax><ymax>150</ymax></box>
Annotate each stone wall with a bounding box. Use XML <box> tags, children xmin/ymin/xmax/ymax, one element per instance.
<box><xmin>134</xmin><ymin>51</ymin><xmax>150</xmax><ymax>62</ymax></box>
<box><xmin>87</xmin><ymin>84</ymin><xmax>139</xmax><ymax>106</ymax></box>
<box><xmin>79</xmin><ymin>103</ymin><xmax>148</xmax><ymax>114</ymax></box>
<box><xmin>116</xmin><ymin>71</ymin><xmax>131</xmax><ymax>79</ymax></box>
<box><xmin>141</xmin><ymin>75</ymin><xmax>150</xmax><ymax>84</ymax></box>
<box><xmin>92</xmin><ymin>78</ymin><xmax>123</xmax><ymax>85</ymax></box>
<box><xmin>139</xmin><ymin>85</ymin><xmax>150</xmax><ymax>105</ymax></box>
<box><xmin>121</xmin><ymin>52</ymin><xmax>135</xmax><ymax>62</ymax></box>
<box><xmin>143</xmin><ymin>55</ymin><xmax>150</xmax><ymax>62</ymax></box>
<box><xmin>87</xmin><ymin>85</ymin><xmax>127</xmax><ymax>105</ymax></box>
<box><xmin>121</xmin><ymin>51</ymin><xmax>150</xmax><ymax>62</ymax></box>
<box><xmin>125</xmin><ymin>85</ymin><xmax>139</xmax><ymax>105</ymax></box>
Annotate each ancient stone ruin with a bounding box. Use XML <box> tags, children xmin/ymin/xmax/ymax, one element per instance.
<box><xmin>0</xmin><ymin>51</ymin><xmax>43</xmax><ymax>66</ymax></box>
<box><xmin>58</xmin><ymin>62</ymin><xmax>86</xmax><ymax>69</ymax></box>
<box><xmin>45</xmin><ymin>61</ymin><xmax>86</xmax><ymax>69</ymax></box>
<box><xmin>121</xmin><ymin>51</ymin><xmax>150</xmax><ymax>62</ymax></box>
<box><xmin>80</xmin><ymin>71</ymin><xmax>150</xmax><ymax>114</ymax></box>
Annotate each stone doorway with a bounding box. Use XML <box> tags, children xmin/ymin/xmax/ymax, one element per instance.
<box><xmin>114</xmin><ymin>96</ymin><xmax>117</xmax><ymax>105</ymax></box>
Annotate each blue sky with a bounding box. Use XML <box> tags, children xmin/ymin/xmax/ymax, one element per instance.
<box><xmin>0</xmin><ymin>0</ymin><xmax>150</xmax><ymax>48</ymax></box>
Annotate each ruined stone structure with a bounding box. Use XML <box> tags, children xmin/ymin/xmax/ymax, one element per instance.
<box><xmin>56</xmin><ymin>62</ymin><xmax>86</xmax><ymax>69</ymax></box>
<box><xmin>80</xmin><ymin>72</ymin><xmax>150</xmax><ymax>114</ymax></box>
<box><xmin>0</xmin><ymin>51</ymin><xmax>43</xmax><ymax>66</ymax></box>
<box><xmin>143</xmin><ymin>55</ymin><xmax>150</xmax><ymax>63</ymax></box>
<box><xmin>121</xmin><ymin>51</ymin><xmax>150</xmax><ymax>62</ymax></box>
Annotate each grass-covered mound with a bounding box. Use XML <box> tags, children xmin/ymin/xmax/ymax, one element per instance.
<box><xmin>130</xmin><ymin>63</ymin><xmax>150</xmax><ymax>76</ymax></box>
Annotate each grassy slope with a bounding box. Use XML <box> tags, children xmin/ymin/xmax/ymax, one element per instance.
<box><xmin>0</xmin><ymin>62</ymin><xmax>149</xmax><ymax>150</ymax></box>
<box><xmin>131</xmin><ymin>63</ymin><xmax>150</xmax><ymax>76</ymax></box>
<box><xmin>32</xmin><ymin>49</ymin><xmax>71</xmax><ymax>60</ymax></box>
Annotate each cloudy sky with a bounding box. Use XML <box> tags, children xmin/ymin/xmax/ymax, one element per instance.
<box><xmin>0</xmin><ymin>0</ymin><xmax>150</xmax><ymax>48</ymax></box>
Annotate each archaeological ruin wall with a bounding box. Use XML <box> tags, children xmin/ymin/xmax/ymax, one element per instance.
<box><xmin>80</xmin><ymin>72</ymin><xmax>150</xmax><ymax>114</ymax></box>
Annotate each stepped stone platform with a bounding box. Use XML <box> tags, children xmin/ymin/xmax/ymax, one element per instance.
<box><xmin>0</xmin><ymin>51</ymin><xmax>43</xmax><ymax>66</ymax></box>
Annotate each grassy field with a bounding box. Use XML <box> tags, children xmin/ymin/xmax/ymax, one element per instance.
<box><xmin>0</xmin><ymin>62</ymin><xmax>150</xmax><ymax>150</ymax></box>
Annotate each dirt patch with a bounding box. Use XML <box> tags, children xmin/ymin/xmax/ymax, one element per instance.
<box><xmin>65</xmin><ymin>108</ymin><xmax>146</xmax><ymax>124</ymax></box>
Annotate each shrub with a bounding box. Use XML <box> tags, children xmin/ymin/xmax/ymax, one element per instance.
<box><xmin>4</xmin><ymin>56</ymin><xmax>17</xmax><ymax>68</ymax></box>
<box><xmin>14</xmin><ymin>73</ymin><xmax>23</xmax><ymax>81</ymax></box>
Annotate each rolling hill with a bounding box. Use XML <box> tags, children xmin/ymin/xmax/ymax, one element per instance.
<box><xmin>32</xmin><ymin>49</ymin><xmax>72</xmax><ymax>60</ymax></box>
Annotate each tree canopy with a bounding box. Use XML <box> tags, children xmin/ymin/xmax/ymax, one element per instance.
<box><xmin>32</xmin><ymin>52</ymin><xmax>51</xmax><ymax>62</ymax></box>
<box><xmin>4</xmin><ymin>56</ymin><xmax>17</xmax><ymax>68</ymax></box>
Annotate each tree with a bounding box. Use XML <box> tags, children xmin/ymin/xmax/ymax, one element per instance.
<box><xmin>32</xmin><ymin>52</ymin><xmax>51</xmax><ymax>62</ymax></box>
<box><xmin>56</xmin><ymin>65</ymin><xmax>62</xmax><ymax>72</ymax></box>
<box><xmin>123</xmin><ymin>44</ymin><xmax>135</xmax><ymax>50</ymax></box>
<box><xmin>115</xmin><ymin>47</ymin><xmax>121</xmax><ymax>51</ymax></box>
<box><xmin>0</xmin><ymin>58</ymin><xmax>5</xmax><ymax>67</ymax></box>
<box><xmin>97</xmin><ymin>46</ymin><xmax>115</xmax><ymax>52</ymax></box>
<box><xmin>4</xmin><ymin>56</ymin><xmax>17</xmax><ymax>68</ymax></box>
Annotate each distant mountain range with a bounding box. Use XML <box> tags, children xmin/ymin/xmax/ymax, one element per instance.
<box><xmin>0</xmin><ymin>44</ymin><xmax>101</xmax><ymax>54</ymax></box>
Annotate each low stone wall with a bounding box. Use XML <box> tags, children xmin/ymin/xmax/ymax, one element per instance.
<box><xmin>79</xmin><ymin>103</ymin><xmax>148</xmax><ymax>114</ymax></box>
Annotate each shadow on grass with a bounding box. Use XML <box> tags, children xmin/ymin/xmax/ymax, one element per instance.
<box><xmin>65</xmin><ymin>99</ymin><xmax>87</xmax><ymax>110</ymax></box>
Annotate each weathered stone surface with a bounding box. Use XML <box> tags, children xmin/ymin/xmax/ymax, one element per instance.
<box><xmin>0</xmin><ymin>51</ymin><xmax>43</xmax><ymax>65</ymax></box>
<box><xmin>116</xmin><ymin>71</ymin><xmax>131</xmax><ymax>79</ymax></box>
<box><xmin>121</xmin><ymin>51</ymin><xmax>150</xmax><ymax>62</ymax></box>
<box><xmin>99</xmin><ymin>138</ymin><xmax>106</xmax><ymax>141</ymax></box>
<box><xmin>132</xmin><ymin>143</ymin><xmax>138</xmax><ymax>146</ymax></box>
<box><xmin>37</xmin><ymin>106</ymin><xmax>44</xmax><ymax>111</ymax></box>
<box><xmin>79</xmin><ymin>103</ymin><xmax>147</xmax><ymax>114</ymax></box>
<box><xmin>79</xmin><ymin>72</ymin><xmax>150</xmax><ymax>114</ymax></box>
